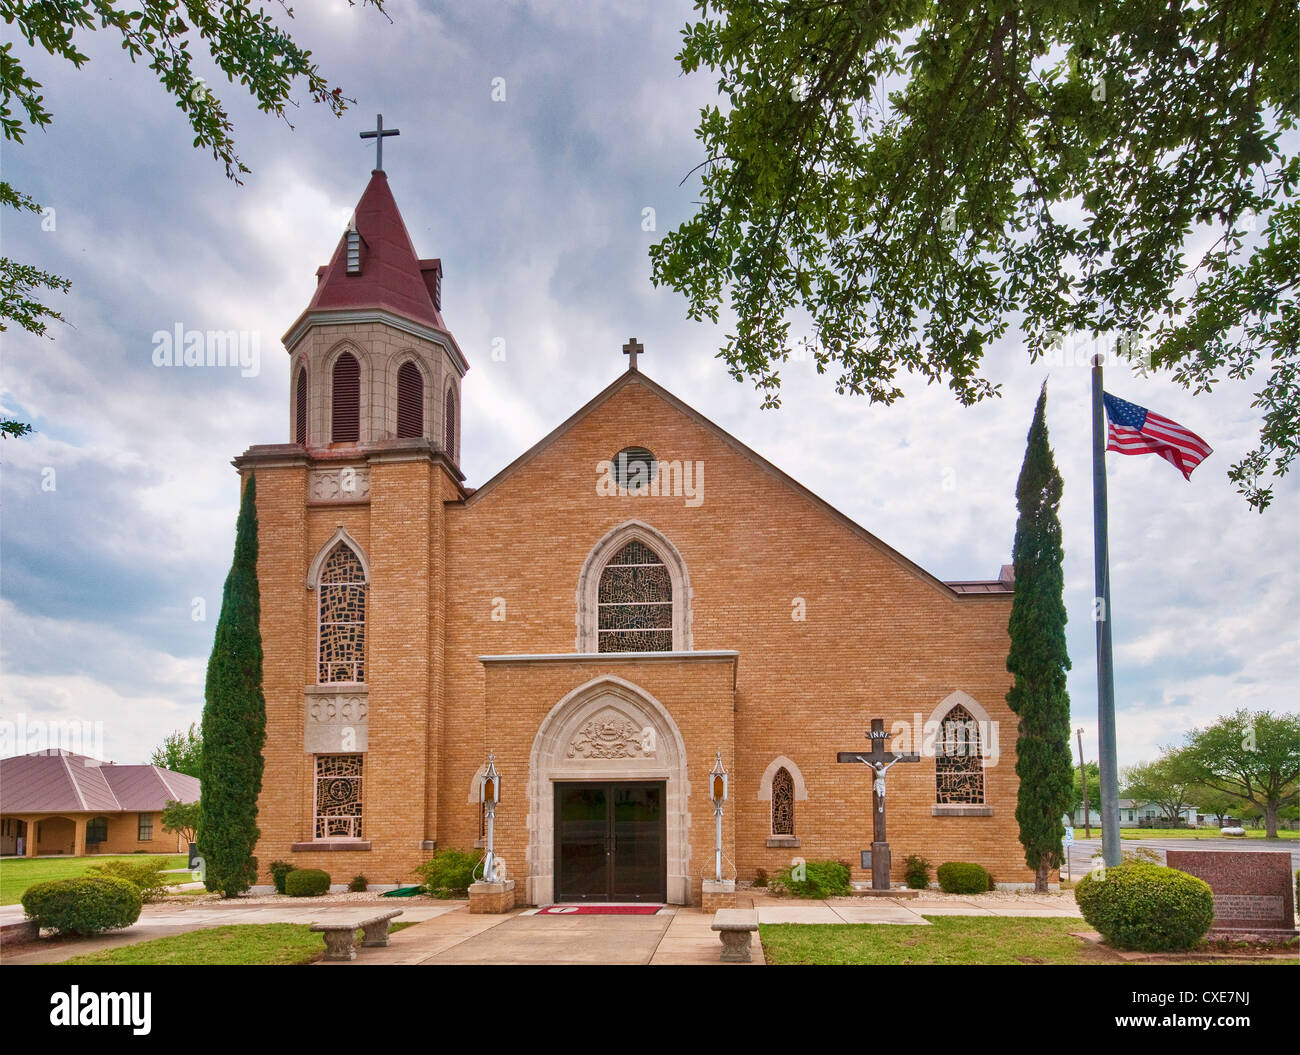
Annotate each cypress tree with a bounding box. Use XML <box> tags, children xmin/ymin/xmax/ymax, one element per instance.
<box><xmin>199</xmin><ymin>473</ymin><xmax>267</xmax><ymax>897</ymax></box>
<box><xmin>1006</xmin><ymin>384</ymin><xmax>1074</xmax><ymax>892</ymax></box>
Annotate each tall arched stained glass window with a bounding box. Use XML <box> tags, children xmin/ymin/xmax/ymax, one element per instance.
<box><xmin>597</xmin><ymin>540</ymin><xmax>672</xmax><ymax>652</ymax></box>
<box><xmin>318</xmin><ymin>543</ymin><xmax>367</xmax><ymax>682</ymax></box>
<box><xmin>935</xmin><ymin>704</ymin><xmax>984</xmax><ymax>804</ymax></box>
<box><xmin>772</xmin><ymin>767</ymin><xmax>795</xmax><ymax>836</ymax></box>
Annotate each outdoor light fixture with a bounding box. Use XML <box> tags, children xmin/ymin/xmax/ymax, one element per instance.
<box><xmin>480</xmin><ymin>752</ymin><xmax>501</xmax><ymax>882</ymax></box>
<box><xmin>710</xmin><ymin>750</ymin><xmax>728</xmax><ymax>881</ymax></box>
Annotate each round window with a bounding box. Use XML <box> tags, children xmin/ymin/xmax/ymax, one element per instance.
<box><xmin>612</xmin><ymin>446</ymin><xmax>657</xmax><ymax>491</ymax></box>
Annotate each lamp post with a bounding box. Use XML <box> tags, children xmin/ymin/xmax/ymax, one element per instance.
<box><xmin>709</xmin><ymin>750</ymin><xmax>728</xmax><ymax>882</ymax></box>
<box><xmin>480</xmin><ymin>753</ymin><xmax>501</xmax><ymax>883</ymax></box>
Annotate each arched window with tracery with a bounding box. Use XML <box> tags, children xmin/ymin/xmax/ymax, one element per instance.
<box><xmin>935</xmin><ymin>704</ymin><xmax>984</xmax><ymax>804</ymax></box>
<box><xmin>332</xmin><ymin>352</ymin><xmax>361</xmax><ymax>443</ymax></box>
<box><xmin>294</xmin><ymin>365</ymin><xmax>308</xmax><ymax>444</ymax></box>
<box><xmin>397</xmin><ymin>360</ymin><xmax>423</xmax><ymax>438</ymax></box>
<box><xmin>771</xmin><ymin>767</ymin><xmax>795</xmax><ymax>836</ymax></box>
<box><xmin>597</xmin><ymin>540</ymin><xmax>672</xmax><ymax>652</ymax></box>
<box><xmin>318</xmin><ymin>543</ymin><xmax>367</xmax><ymax>683</ymax></box>
<box><xmin>444</xmin><ymin>386</ymin><xmax>458</xmax><ymax>462</ymax></box>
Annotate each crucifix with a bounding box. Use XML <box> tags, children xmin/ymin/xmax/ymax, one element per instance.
<box><xmin>623</xmin><ymin>337</ymin><xmax>643</xmax><ymax>372</ymax></box>
<box><xmin>360</xmin><ymin>114</ymin><xmax>401</xmax><ymax>172</ymax></box>
<box><xmin>837</xmin><ymin>718</ymin><xmax>920</xmax><ymax>890</ymax></box>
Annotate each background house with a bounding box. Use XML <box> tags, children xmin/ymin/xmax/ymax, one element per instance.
<box><xmin>0</xmin><ymin>749</ymin><xmax>200</xmax><ymax>857</ymax></box>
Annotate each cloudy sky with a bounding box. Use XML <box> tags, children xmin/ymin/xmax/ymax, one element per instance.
<box><xmin>3</xmin><ymin>0</ymin><xmax>1296</xmax><ymax>773</ymax></box>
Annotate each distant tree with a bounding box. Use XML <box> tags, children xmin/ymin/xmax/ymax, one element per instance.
<box><xmin>199</xmin><ymin>473</ymin><xmax>266</xmax><ymax>897</ymax></box>
<box><xmin>1069</xmin><ymin>761</ymin><xmax>1101</xmax><ymax>818</ymax></box>
<box><xmin>161</xmin><ymin>799</ymin><xmax>201</xmax><ymax>848</ymax></box>
<box><xmin>151</xmin><ymin>723</ymin><xmax>202</xmax><ymax>778</ymax></box>
<box><xmin>1122</xmin><ymin>753</ymin><xmax>1198</xmax><ymax>825</ymax></box>
<box><xmin>1177</xmin><ymin>710</ymin><xmax>1300</xmax><ymax>839</ymax></box>
<box><xmin>1006</xmin><ymin>383</ymin><xmax>1074</xmax><ymax>892</ymax></box>
<box><xmin>1190</xmin><ymin>787</ymin><xmax>1243</xmax><ymax>828</ymax></box>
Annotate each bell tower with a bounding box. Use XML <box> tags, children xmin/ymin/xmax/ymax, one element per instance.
<box><xmin>235</xmin><ymin>122</ymin><xmax>463</xmax><ymax>884</ymax></box>
<box><xmin>282</xmin><ymin>165</ymin><xmax>467</xmax><ymax>463</ymax></box>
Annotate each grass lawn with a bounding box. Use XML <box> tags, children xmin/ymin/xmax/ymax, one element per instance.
<box><xmin>762</xmin><ymin>917</ymin><xmax>1094</xmax><ymax>965</ymax></box>
<box><xmin>58</xmin><ymin>920</ymin><xmax>420</xmax><ymax>966</ymax></box>
<box><xmin>1</xmin><ymin>855</ymin><xmax>188</xmax><ymax>906</ymax></box>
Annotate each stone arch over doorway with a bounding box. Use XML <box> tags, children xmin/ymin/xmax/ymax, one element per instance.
<box><xmin>527</xmin><ymin>675</ymin><xmax>691</xmax><ymax>906</ymax></box>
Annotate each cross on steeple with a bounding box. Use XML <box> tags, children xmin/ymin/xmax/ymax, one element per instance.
<box><xmin>623</xmin><ymin>337</ymin><xmax>643</xmax><ymax>372</ymax></box>
<box><xmin>360</xmin><ymin>114</ymin><xmax>401</xmax><ymax>172</ymax></box>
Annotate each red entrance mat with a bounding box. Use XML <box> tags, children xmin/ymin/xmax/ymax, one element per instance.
<box><xmin>537</xmin><ymin>904</ymin><xmax>663</xmax><ymax>915</ymax></box>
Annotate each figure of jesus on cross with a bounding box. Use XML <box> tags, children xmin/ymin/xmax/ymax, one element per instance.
<box><xmin>837</xmin><ymin>718</ymin><xmax>920</xmax><ymax>890</ymax></box>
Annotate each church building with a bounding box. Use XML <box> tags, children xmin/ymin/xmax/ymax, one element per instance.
<box><xmin>234</xmin><ymin>159</ymin><xmax>1042</xmax><ymax>904</ymax></box>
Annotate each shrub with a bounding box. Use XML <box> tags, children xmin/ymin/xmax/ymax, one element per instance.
<box><xmin>86</xmin><ymin>859</ymin><xmax>170</xmax><ymax>903</ymax></box>
<box><xmin>937</xmin><ymin>862</ymin><xmax>991</xmax><ymax>894</ymax></box>
<box><xmin>1074</xmin><ymin>862</ymin><xmax>1214</xmax><ymax>952</ymax></box>
<box><xmin>22</xmin><ymin>876</ymin><xmax>142</xmax><ymax>935</ymax></box>
<box><xmin>904</xmin><ymin>855</ymin><xmax>931</xmax><ymax>890</ymax></box>
<box><xmin>417</xmin><ymin>848</ymin><xmax>483</xmax><ymax>895</ymax></box>
<box><xmin>269</xmin><ymin>860</ymin><xmax>294</xmax><ymax>895</ymax></box>
<box><xmin>285</xmin><ymin>868</ymin><xmax>331</xmax><ymax>897</ymax></box>
<box><xmin>753</xmin><ymin>868</ymin><xmax>768</xmax><ymax>888</ymax></box>
<box><xmin>349</xmin><ymin>874</ymin><xmax>368</xmax><ymax>892</ymax></box>
<box><xmin>770</xmin><ymin>860</ymin><xmax>851</xmax><ymax>899</ymax></box>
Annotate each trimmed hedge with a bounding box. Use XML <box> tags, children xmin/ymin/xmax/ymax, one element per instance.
<box><xmin>86</xmin><ymin>859</ymin><xmax>170</xmax><ymax>903</ymax></box>
<box><xmin>937</xmin><ymin>862</ymin><xmax>991</xmax><ymax>894</ymax></box>
<box><xmin>772</xmin><ymin>860</ymin><xmax>851</xmax><ymax>899</ymax></box>
<box><xmin>269</xmin><ymin>860</ymin><xmax>294</xmax><ymax>895</ymax></box>
<box><xmin>22</xmin><ymin>876</ymin><xmax>143</xmax><ymax>935</ymax></box>
<box><xmin>348</xmin><ymin>875</ymin><xmax>368</xmax><ymax>892</ymax></box>
<box><xmin>285</xmin><ymin>868</ymin><xmax>331</xmax><ymax>897</ymax></box>
<box><xmin>1074</xmin><ymin>862</ymin><xmax>1214</xmax><ymax>952</ymax></box>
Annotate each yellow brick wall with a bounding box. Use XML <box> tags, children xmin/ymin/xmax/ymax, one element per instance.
<box><xmin>247</xmin><ymin>374</ymin><xmax>1040</xmax><ymax>894</ymax></box>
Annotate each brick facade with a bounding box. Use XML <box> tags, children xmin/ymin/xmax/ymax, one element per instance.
<box><xmin>235</xmin><ymin>177</ymin><xmax>1041</xmax><ymax>902</ymax></box>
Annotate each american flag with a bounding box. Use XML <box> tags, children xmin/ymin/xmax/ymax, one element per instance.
<box><xmin>1103</xmin><ymin>392</ymin><xmax>1212</xmax><ymax>480</ymax></box>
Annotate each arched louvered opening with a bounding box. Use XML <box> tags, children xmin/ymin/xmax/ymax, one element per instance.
<box><xmin>331</xmin><ymin>353</ymin><xmax>360</xmax><ymax>443</ymax></box>
<box><xmin>318</xmin><ymin>543</ymin><xmax>367</xmax><ymax>683</ymax></box>
<box><xmin>597</xmin><ymin>540</ymin><xmax>672</xmax><ymax>652</ymax></box>
<box><xmin>294</xmin><ymin>365</ymin><xmax>308</xmax><ymax>444</ymax></box>
<box><xmin>397</xmin><ymin>361</ymin><xmax>424</xmax><ymax>438</ymax></box>
<box><xmin>771</xmin><ymin>767</ymin><xmax>795</xmax><ymax>836</ymax></box>
<box><xmin>935</xmin><ymin>704</ymin><xmax>985</xmax><ymax>804</ymax></box>
<box><xmin>444</xmin><ymin>386</ymin><xmax>458</xmax><ymax>462</ymax></box>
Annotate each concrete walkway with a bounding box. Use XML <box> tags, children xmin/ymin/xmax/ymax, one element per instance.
<box><xmin>4</xmin><ymin>893</ymin><xmax>1081</xmax><ymax>965</ymax></box>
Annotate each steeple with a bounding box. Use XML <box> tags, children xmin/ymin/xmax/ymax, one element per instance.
<box><xmin>282</xmin><ymin>168</ymin><xmax>467</xmax><ymax>466</ymax></box>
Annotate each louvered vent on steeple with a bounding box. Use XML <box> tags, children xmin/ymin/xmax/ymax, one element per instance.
<box><xmin>346</xmin><ymin>221</ymin><xmax>362</xmax><ymax>275</ymax></box>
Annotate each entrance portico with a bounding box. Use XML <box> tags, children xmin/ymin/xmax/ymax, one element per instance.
<box><xmin>478</xmin><ymin>651</ymin><xmax>738</xmax><ymax>907</ymax></box>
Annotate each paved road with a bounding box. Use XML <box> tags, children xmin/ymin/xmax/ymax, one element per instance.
<box><xmin>1064</xmin><ymin>837</ymin><xmax>1300</xmax><ymax>878</ymax></box>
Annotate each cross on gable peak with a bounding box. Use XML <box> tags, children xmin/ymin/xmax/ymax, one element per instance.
<box><xmin>622</xmin><ymin>337</ymin><xmax>643</xmax><ymax>372</ymax></box>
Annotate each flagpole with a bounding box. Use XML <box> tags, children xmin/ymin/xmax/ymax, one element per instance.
<box><xmin>1091</xmin><ymin>354</ymin><xmax>1121</xmax><ymax>868</ymax></box>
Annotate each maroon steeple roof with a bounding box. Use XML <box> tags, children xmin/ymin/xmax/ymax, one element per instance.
<box><xmin>285</xmin><ymin>170</ymin><xmax>447</xmax><ymax>340</ymax></box>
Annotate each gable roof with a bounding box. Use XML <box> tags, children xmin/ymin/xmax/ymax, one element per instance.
<box><xmin>0</xmin><ymin>751</ymin><xmax>200</xmax><ymax>814</ymax></box>
<box><xmin>462</xmin><ymin>369</ymin><xmax>1011</xmax><ymax>599</ymax></box>
<box><xmin>283</xmin><ymin>169</ymin><xmax>447</xmax><ymax>340</ymax></box>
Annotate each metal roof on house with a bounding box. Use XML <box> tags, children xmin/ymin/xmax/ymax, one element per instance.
<box><xmin>0</xmin><ymin>750</ymin><xmax>200</xmax><ymax>814</ymax></box>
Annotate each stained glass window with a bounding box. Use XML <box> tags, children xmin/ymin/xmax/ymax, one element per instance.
<box><xmin>935</xmin><ymin>704</ymin><xmax>985</xmax><ymax>804</ymax></box>
<box><xmin>772</xmin><ymin>767</ymin><xmax>795</xmax><ymax>836</ymax></box>
<box><xmin>318</xmin><ymin>543</ymin><xmax>367</xmax><ymax>682</ymax></box>
<box><xmin>315</xmin><ymin>754</ymin><xmax>363</xmax><ymax>838</ymax></box>
<box><xmin>598</xmin><ymin>540</ymin><xmax>672</xmax><ymax>652</ymax></box>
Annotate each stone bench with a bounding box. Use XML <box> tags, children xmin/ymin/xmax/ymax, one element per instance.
<box><xmin>310</xmin><ymin>909</ymin><xmax>403</xmax><ymax>961</ymax></box>
<box><xmin>711</xmin><ymin>908</ymin><xmax>758</xmax><ymax>963</ymax></box>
